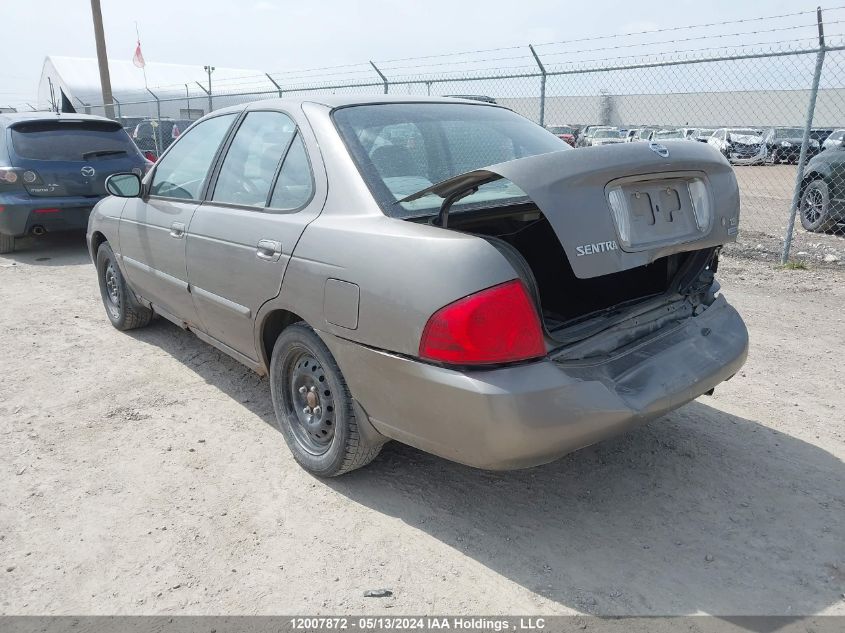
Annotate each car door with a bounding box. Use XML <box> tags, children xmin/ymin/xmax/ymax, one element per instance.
<box><xmin>118</xmin><ymin>113</ymin><xmax>237</xmax><ymax>326</ymax></box>
<box><xmin>185</xmin><ymin>109</ymin><xmax>326</xmax><ymax>361</ymax></box>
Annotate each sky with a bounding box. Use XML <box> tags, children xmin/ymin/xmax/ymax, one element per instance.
<box><xmin>0</xmin><ymin>0</ymin><xmax>839</xmax><ymax>109</ymax></box>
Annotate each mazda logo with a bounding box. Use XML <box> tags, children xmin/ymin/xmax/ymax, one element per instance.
<box><xmin>648</xmin><ymin>142</ymin><xmax>669</xmax><ymax>158</ymax></box>
<box><xmin>81</xmin><ymin>166</ymin><xmax>96</xmax><ymax>177</ymax></box>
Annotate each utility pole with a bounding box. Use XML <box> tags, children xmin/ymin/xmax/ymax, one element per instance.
<box><xmin>203</xmin><ymin>65</ymin><xmax>215</xmax><ymax>113</ymax></box>
<box><xmin>90</xmin><ymin>0</ymin><xmax>115</xmax><ymax>119</ymax></box>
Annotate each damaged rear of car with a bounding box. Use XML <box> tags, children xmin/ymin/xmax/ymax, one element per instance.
<box><xmin>329</xmin><ymin>101</ymin><xmax>748</xmax><ymax>470</ymax></box>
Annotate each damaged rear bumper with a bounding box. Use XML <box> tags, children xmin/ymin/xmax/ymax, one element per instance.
<box><xmin>322</xmin><ymin>294</ymin><xmax>748</xmax><ymax>470</ymax></box>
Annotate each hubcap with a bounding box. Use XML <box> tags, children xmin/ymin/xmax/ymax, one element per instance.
<box><xmin>104</xmin><ymin>261</ymin><xmax>121</xmax><ymax>318</ymax></box>
<box><xmin>802</xmin><ymin>188</ymin><xmax>825</xmax><ymax>224</ymax></box>
<box><xmin>285</xmin><ymin>350</ymin><xmax>336</xmax><ymax>455</ymax></box>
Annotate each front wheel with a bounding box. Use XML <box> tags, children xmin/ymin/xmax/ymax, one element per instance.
<box><xmin>96</xmin><ymin>242</ymin><xmax>152</xmax><ymax>330</ymax></box>
<box><xmin>800</xmin><ymin>179</ymin><xmax>836</xmax><ymax>232</ymax></box>
<box><xmin>0</xmin><ymin>233</ymin><xmax>13</xmax><ymax>254</ymax></box>
<box><xmin>270</xmin><ymin>324</ymin><xmax>383</xmax><ymax>476</ymax></box>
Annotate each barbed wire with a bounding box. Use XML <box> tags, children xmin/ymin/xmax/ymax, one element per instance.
<box><xmin>138</xmin><ymin>5</ymin><xmax>845</xmax><ymax>93</ymax></box>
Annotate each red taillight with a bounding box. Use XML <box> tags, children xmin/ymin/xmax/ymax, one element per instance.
<box><xmin>143</xmin><ymin>151</ymin><xmax>158</xmax><ymax>162</ymax></box>
<box><xmin>33</xmin><ymin>208</ymin><xmax>60</xmax><ymax>214</ymax></box>
<box><xmin>419</xmin><ymin>279</ymin><xmax>545</xmax><ymax>366</ymax></box>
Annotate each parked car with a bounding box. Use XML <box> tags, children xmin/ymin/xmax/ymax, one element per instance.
<box><xmin>691</xmin><ymin>128</ymin><xmax>715</xmax><ymax>142</ymax></box>
<box><xmin>546</xmin><ymin>124</ymin><xmax>576</xmax><ymax>146</ymax></box>
<box><xmin>586</xmin><ymin>127</ymin><xmax>624</xmax><ymax>146</ymax></box>
<box><xmin>132</xmin><ymin>118</ymin><xmax>196</xmax><ymax>161</ymax></box>
<box><xmin>0</xmin><ymin>112</ymin><xmax>149</xmax><ymax>254</ymax></box>
<box><xmin>652</xmin><ymin>129</ymin><xmax>685</xmax><ymax>141</ymax></box>
<box><xmin>762</xmin><ymin>127</ymin><xmax>819</xmax><ymax>164</ymax></box>
<box><xmin>821</xmin><ymin>128</ymin><xmax>845</xmax><ymax>151</ymax></box>
<box><xmin>577</xmin><ymin>125</ymin><xmax>611</xmax><ymax>147</ymax></box>
<box><xmin>87</xmin><ymin>96</ymin><xmax>748</xmax><ymax>476</ymax></box>
<box><xmin>810</xmin><ymin>128</ymin><xmax>835</xmax><ymax>145</ymax></box>
<box><xmin>627</xmin><ymin>128</ymin><xmax>656</xmax><ymax>143</ymax></box>
<box><xmin>707</xmin><ymin>128</ymin><xmax>765</xmax><ymax>165</ymax></box>
<box><xmin>798</xmin><ymin>142</ymin><xmax>845</xmax><ymax>232</ymax></box>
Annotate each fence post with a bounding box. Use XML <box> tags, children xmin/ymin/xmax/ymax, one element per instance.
<box><xmin>370</xmin><ymin>61</ymin><xmax>389</xmax><ymax>94</ymax></box>
<box><xmin>782</xmin><ymin>7</ymin><xmax>826</xmax><ymax>264</ymax></box>
<box><xmin>529</xmin><ymin>44</ymin><xmax>547</xmax><ymax>127</ymax></box>
<box><xmin>146</xmin><ymin>88</ymin><xmax>162</xmax><ymax>157</ymax></box>
<box><xmin>266</xmin><ymin>73</ymin><xmax>283</xmax><ymax>98</ymax></box>
<box><xmin>113</xmin><ymin>96</ymin><xmax>121</xmax><ymax>121</ymax></box>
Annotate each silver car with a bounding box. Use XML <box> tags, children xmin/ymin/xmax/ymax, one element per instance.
<box><xmin>87</xmin><ymin>96</ymin><xmax>748</xmax><ymax>476</ymax></box>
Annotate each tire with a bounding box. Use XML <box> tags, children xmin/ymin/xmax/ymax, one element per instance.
<box><xmin>269</xmin><ymin>323</ymin><xmax>383</xmax><ymax>477</ymax></box>
<box><xmin>800</xmin><ymin>179</ymin><xmax>837</xmax><ymax>232</ymax></box>
<box><xmin>0</xmin><ymin>233</ymin><xmax>13</xmax><ymax>255</ymax></box>
<box><xmin>96</xmin><ymin>242</ymin><xmax>152</xmax><ymax>330</ymax></box>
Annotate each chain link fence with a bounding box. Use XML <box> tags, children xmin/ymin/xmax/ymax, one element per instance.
<box><xmin>77</xmin><ymin>11</ymin><xmax>845</xmax><ymax>266</ymax></box>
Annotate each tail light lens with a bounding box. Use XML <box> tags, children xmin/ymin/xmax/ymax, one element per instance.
<box><xmin>419</xmin><ymin>279</ymin><xmax>546</xmax><ymax>366</ymax></box>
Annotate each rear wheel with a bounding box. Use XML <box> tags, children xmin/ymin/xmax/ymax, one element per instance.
<box><xmin>96</xmin><ymin>242</ymin><xmax>152</xmax><ymax>330</ymax></box>
<box><xmin>0</xmin><ymin>233</ymin><xmax>13</xmax><ymax>254</ymax></box>
<box><xmin>800</xmin><ymin>179</ymin><xmax>836</xmax><ymax>232</ymax></box>
<box><xmin>270</xmin><ymin>324</ymin><xmax>383</xmax><ymax>476</ymax></box>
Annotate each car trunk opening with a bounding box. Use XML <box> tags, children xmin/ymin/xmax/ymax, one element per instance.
<box><xmin>440</xmin><ymin>205</ymin><xmax>718</xmax><ymax>356</ymax></box>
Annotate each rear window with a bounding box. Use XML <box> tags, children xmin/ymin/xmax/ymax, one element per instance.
<box><xmin>333</xmin><ymin>103</ymin><xmax>567</xmax><ymax>218</ymax></box>
<box><xmin>11</xmin><ymin>120</ymin><xmax>137</xmax><ymax>161</ymax></box>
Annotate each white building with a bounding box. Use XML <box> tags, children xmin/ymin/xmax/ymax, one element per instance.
<box><xmin>38</xmin><ymin>56</ymin><xmax>269</xmax><ymax>119</ymax></box>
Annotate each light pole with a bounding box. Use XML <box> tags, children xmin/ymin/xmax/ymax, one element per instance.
<box><xmin>203</xmin><ymin>65</ymin><xmax>215</xmax><ymax>113</ymax></box>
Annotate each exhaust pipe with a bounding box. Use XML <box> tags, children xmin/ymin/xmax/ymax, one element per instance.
<box><xmin>31</xmin><ymin>226</ymin><xmax>46</xmax><ymax>237</ymax></box>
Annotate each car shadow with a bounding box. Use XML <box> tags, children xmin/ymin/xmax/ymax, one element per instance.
<box><xmin>132</xmin><ymin>318</ymin><xmax>845</xmax><ymax>617</ymax></box>
<box><xmin>0</xmin><ymin>231</ymin><xmax>90</xmax><ymax>266</ymax></box>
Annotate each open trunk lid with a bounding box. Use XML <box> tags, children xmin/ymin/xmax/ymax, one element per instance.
<box><xmin>400</xmin><ymin>141</ymin><xmax>740</xmax><ymax>279</ymax></box>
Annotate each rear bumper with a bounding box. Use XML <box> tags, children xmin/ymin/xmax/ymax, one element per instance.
<box><xmin>322</xmin><ymin>295</ymin><xmax>748</xmax><ymax>470</ymax></box>
<box><xmin>0</xmin><ymin>194</ymin><xmax>101</xmax><ymax>237</ymax></box>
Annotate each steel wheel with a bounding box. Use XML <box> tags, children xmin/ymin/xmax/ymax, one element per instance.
<box><xmin>104</xmin><ymin>261</ymin><xmax>122</xmax><ymax>320</ymax></box>
<box><xmin>282</xmin><ymin>347</ymin><xmax>337</xmax><ymax>455</ymax></box>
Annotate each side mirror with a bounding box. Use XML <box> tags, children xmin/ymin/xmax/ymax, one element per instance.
<box><xmin>105</xmin><ymin>173</ymin><xmax>142</xmax><ymax>198</ymax></box>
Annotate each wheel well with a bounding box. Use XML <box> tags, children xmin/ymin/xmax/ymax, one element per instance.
<box><xmin>90</xmin><ymin>231</ymin><xmax>107</xmax><ymax>260</ymax></box>
<box><xmin>261</xmin><ymin>309</ymin><xmax>305</xmax><ymax>367</ymax></box>
<box><xmin>802</xmin><ymin>171</ymin><xmax>827</xmax><ymax>191</ymax></box>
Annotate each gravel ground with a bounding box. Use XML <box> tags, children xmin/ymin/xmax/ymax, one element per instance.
<box><xmin>0</xmin><ymin>229</ymin><xmax>843</xmax><ymax>617</ymax></box>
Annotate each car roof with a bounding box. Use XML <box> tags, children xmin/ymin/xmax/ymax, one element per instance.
<box><xmin>208</xmin><ymin>94</ymin><xmax>506</xmax><ymax>117</ymax></box>
<box><xmin>0</xmin><ymin>111</ymin><xmax>117</xmax><ymax>127</ymax></box>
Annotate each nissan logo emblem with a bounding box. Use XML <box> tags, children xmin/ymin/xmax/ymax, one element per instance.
<box><xmin>81</xmin><ymin>166</ymin><xmax>96</xmax><ymax>177</ymax></box>
<box><xmin>648</xmin><ymin>142</ymin><xmax>670</xmax><ymax>158</ymax></box>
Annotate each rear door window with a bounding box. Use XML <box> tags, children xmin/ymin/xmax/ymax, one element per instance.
<box><xmin>212</xmin><ymin>111</ymin><xmax>296</xmax><ymax>207</ymax></box>
<box><xmin>150</xmin><ymin>113</ymin><xmax>236</xmax><ymax>200</ymax></box>
<box><xmin>268</xmin><ymin>134</ymin><xmax>314</xmax><ymax>210</ymax></box>
<box><xmin>11</xmin><ymin>120</ymin><xmax>137</xmax><ymax>161</ymax></box>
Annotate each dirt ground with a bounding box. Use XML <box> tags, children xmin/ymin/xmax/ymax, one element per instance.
<box><xmin>0</xmin><ymin>226</ymin><xmax>843</xmax><ymax>616</ymax></box>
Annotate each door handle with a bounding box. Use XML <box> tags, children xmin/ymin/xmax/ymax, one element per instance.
<box><xmin>169</xmin><ymin>222</ymin><xmax>186</xmax><ymax>239</ymax></box>
<box><xmin>256</xmin><ymin>239</ymin><xmax>282</xmax><ymax>262</ymax></box>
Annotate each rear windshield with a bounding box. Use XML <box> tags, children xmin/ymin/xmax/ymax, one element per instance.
<box><xmin>333</xmin><ymin>103</ymin><xmax>568</xmax><ymax>218</ymax></box>
<box><xmin>548</xmin><ymin>126</ymin><xmax>573</xmax><ymax>134</ymax></box>
<box><xmin>593</xmin><ymin>129</ymin><xmax>621</xmax><ymax>138</ymax></box>
<box><xmin>11</xmin><ymin>120</ymin><xmax>137</xmax><ymax>161</ymax></box>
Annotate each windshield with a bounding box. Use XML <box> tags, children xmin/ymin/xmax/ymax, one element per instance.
<box><xmin>696</xmin><ymin>129</ymin><xmax>715</xmax><ymax>137</ymax></box>
<box><xmin>775</xmin><ymin>128</ymin><xmax>803</xmax><ymax>138</ymax></box>
<box><xmin>333</xmin><ymin>103</ymin><xmax>568</xmax><ymax>218</ymax></box>
<box><xmin>728</xmin><ymin>129</ymin><xmax>762</xmax><ymax>139</ymax></box>
<box><xmin>548</xmin><ymin>126</ymin><xmax>573</xmax><ymax>135</ymax></box>
<box><xmin>655</xmin><ymin>130</ymin><xmax>684</xmax><ymax>139</ymax></box>
<box><xmin>593</xmin><ymin>129</ymin><xmax>620</xmax><ymax>139</ymax></box>
<box><xmin>11</xmin><ymin>120</ymin><xmax>137</xmax><ymax>161</ymax></box>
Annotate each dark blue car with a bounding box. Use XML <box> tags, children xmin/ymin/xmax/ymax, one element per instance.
<box><xmin>0</xmin><ymin>112</ymin><xmax>149</xmax><ymax>253</ymax></box>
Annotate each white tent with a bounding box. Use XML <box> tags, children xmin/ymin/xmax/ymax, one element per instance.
<box><xmin>38</xmin><ymin>56</ymin><xmax>269</xmax><ymax>119</ymax></box>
